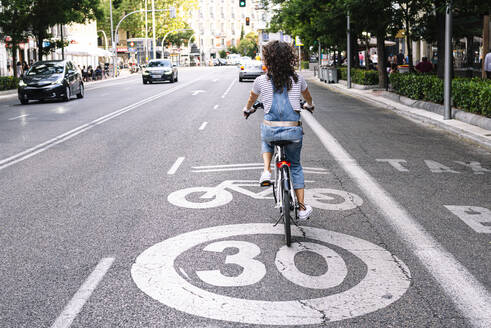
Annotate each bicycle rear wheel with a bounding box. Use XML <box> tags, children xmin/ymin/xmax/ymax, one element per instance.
<box><xmin>282</xmin><ymin>187</ymin><xmax>292</xmax><ymax>246</ymax></box>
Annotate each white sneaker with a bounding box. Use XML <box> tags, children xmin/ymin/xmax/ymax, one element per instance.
<box><xmin>259</xmin><ymin>170</ymin><xmax>272</xmax><ymax>187</ymax></box>
<box><xmin>298</xmin><ymin>204</ymin><xmax>313</xmax><ymax>221</ymax></box>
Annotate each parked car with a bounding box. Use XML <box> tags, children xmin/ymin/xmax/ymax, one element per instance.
<box><xmin>226</xmin><ymin>54</ymin><xmax>241</xmax><ymax>65</ymax></box>
<box><xmin>239</xmin><ymin>60</ymin><xmax>266</xmax><ymax>82</ymax></box>
<box><xmin>142</xmin><ymin>59</ymin><xmax>178</xmax><ymax>84</ymax></box>
<box><xmin>18</xmin><ymin>60</ymin><xmax>84</xmax><ymax>105</ymax></box>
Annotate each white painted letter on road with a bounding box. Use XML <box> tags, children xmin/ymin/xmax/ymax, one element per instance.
<box><xmin>376</xmin><ymin>159</ymin><xmax>409</xmax><ymax>172</ymax></box>
<box><xmin>453</xmin><ymin>161</ymin><xmax>490</xmax><ymax>175</ymax></box>
<box><xmin>424</xmin><ymin>160</ymin><xmax>460</xmax><ymax>173</ymax></box>
<box><xmin>444</xmin><ymin>205</ymin><xmax>491</xmax><ymax>233</ymax></box>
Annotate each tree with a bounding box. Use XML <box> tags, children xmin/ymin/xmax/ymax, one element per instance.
<box><xmin>97</xmin><ymin>0</ymin><xmax>197</xmax><ymax>49</ymax></box>
<box><xmin>0</xmin><ymin>0</ymin><xmax>32</xmax><ymax>77</ymax></box>
<box><xmin>238</xmin><ymin>32</ymin><xmax>258</xmax><ymax>57</ymax></box>
<box><xmin>27</xmin><ymin>0</ymin><xmax>103</xmax><ymax>60</ymax></box>
<box><xmin>392</xmin><ymin>0</ymin><xmax>432</xmax><ymax>70</ymax></box>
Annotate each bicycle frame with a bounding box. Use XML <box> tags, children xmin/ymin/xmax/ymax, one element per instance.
<box><xmin>272</xmin><ymin>145</ymin><xmax>298</xmax><ymax>215</ymax></box>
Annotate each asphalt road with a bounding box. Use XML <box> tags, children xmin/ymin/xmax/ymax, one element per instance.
<box><xmin>0</xmin><ymin>66</ymin><xmax>489</xmax><ymax>328</ymax></box>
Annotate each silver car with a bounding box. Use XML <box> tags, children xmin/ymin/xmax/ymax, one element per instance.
<box><xmin>239</xmin><ymin>60</ymin><xmax>265</xmax><ymax>82</ymax></box>
<box><xmin>142</xmin><ymin>59</ymin><xmax>178</xmax><ymax>84</ymax></box>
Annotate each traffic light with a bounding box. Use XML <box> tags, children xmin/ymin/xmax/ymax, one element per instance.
<box><xmin>245</xmin><ymin>17</ymin><xmax>250</xmax><ymax>26</ymax></box>
<box><xmin>239</xmin><ymin>0</ymin><xmax>246</xmax><ymax>7</ymax></box>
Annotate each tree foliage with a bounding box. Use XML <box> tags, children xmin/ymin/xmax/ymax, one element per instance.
<box><xmin>237</xmin><ymin>32</ymin><xmax>258</xmax><ymax>57</ymax></box>
<box><xmin>97</xmin><ymin>0</ymin><xmax>197</xmax><ymax>49</ymax></box>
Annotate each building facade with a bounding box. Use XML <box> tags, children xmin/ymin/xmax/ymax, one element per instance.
<box><xmin>188</xmin><ymin>0</ymin><xmax>262</xmax><ymax>62</ymax></box>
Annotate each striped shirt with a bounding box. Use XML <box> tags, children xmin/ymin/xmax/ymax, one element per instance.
<box><xmin>251</xmin><ymin>74</ymin><xmax>308</xmax><ymax>113</ymax></box>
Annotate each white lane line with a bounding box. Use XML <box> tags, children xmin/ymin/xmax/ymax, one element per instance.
<box><xmin>301</xmin><ymin>111</ymin><xmax>491</xmax><ymax>328</ymax></box>
<box><xmin>50</xmin><ymin>257</ymin><xmax>114</xmax><ymax>328</ymax></box>
<box><xmin>8</xmin><ymin>114</ymin><xmax>29</xmax><ymax>120</ymax></box>
<box><xmin>168</xmin><ymin>157</ymin><xmax>185</xmax><ymax>175</ymax></box>
<box><xmin>221</xmin><ymin>79</ymin><xmax>235</xmax><ymax>98</ymax></box>
<box><xmin>198</xmin><ymin>122</ymin><xmax>208</xmax><ymax>130</ymax></box>
<box><xmin>0</xmin><ymin>78</ymin><xmax>201</xmax><ymax>172</ymax></box>
<box><xmin>213</xmin><ymin>104</ymin><xmax>219</xmax><ymax>109</ymax></box>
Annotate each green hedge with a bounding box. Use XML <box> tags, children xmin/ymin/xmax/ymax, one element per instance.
<box><xmin>0</xmin><ymin>76</ymin><xmax>19</xmax><ymax>91</ymax></box>
<box><xmin>337</xmin><ymin>67</ymin><xmax>379</xmax><ymax>85</ymax></box>
<box><xmin>301</xmin><ymin>61</ymin><xmax>309</xmax><ymax>69</ymax></box>
<box><xmin>389</xmin><ymin>72</ymin><xmax>491</xmax><ymax>117</ymax></box>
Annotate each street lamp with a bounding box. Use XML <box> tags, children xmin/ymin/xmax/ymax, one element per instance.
<box><xmin>97</xmin><ymin>30</ymin><xmax>108</xmax><ymax>50</ymax></box>
<box><xmin>161</xmin><ymin>29</ymin><xmax>194</xmax><ymax>60</ymax></box>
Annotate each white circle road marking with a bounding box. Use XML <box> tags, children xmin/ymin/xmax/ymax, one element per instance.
<box><xmin>305</xmin><ymin>188</ymin><xmax>363</xmax><ymax>211</ymax></box>
<box><xmin>131</xmin><ymin>224</ymin><xmax>411</xmax><ymax>325</ymax></box>
<box><xmin>167</xmin><ymin>187</ymin><xmax>233</xmax><ymax>209</ymax></box>
<box><xmin>275</xmin><ymin>242</ymin><xmax>348</xmax><ymax>290</ymax></box>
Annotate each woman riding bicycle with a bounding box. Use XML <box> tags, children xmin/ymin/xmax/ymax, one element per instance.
<box><xmin>243</xmin><ymin>40</ymin><xmax>315</xmax><ymax>220</ymax></box>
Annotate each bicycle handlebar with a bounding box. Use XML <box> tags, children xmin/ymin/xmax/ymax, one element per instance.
<box><xmin>244</xmin><ymin>100</ymin><xmax>313</xmax><ymax>119</ymax></box>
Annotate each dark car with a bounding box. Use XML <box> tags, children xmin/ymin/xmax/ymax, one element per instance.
<box><xmin>142</xmin><ymin>59</ymin><xmax>178</xmax><ymax>84</ymax></box>
<box><xmin>18</xmin><ymin>60</ymin><xmax>84</xmax><ymax>105</ymax></box>
<box><xmin>239</xmin><ymin>60</ymin><xmax>265</xmax><ymax>82</ymax></box>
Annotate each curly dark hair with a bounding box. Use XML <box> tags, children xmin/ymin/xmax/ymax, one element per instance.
<box><xmin>262</xmin><ymin>40</ymin><xmax>298</xmax><ymax>92</ymax></box>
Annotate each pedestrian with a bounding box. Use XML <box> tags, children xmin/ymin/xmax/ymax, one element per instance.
<box><xmin>242</xmin><ymin>40</ymin><xmax>315</xmax><ymax>220</ymax></box>
<box><xmin>396</xmin><ymin>52</ymin><xmax>404</xmax><ymax>66</ymax></box>
<box><xmin>82</xmin><ymin>66</ymin><xmax>87</xmax><ymax>81</ymax></box>
<box><xmin>16</xmin><ymin>61</ymin><xmax>22</xmax><ymax>77</ymax></box>
<box><xmin>87</xmin><ymin>66</ymin><xmax>93</xmax><ymax>81</ymax></box>
<box><xmin>389</xmin><ymin>63</ymin><xmax>398</xmax><ymax>74</ymax></box>
<box><xmin>484</xmin><ymin>51</ymin><xmax>491</xmax><ymax>79</ymax></box>
<box><xmin>415</xmin><ymin>57</ymin><xmax>433</xmax><ymax>73</ymax></box>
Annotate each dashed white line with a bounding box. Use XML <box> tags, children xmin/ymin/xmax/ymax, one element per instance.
<box><xmin>8</xmin><ymin>114</ymin><xmax>29</xmax><ymax>120</ymax></box>
<box><xmin>221</xmin><ymin>79</ymin><xmax>235</xmax><ymax>98</ymax></box>
<box><xmin>50</xmin><ymin>257</ymin><xmax>114</xmax><ymax>328</ymax></box>
<box><xmin>199</xmin><ymin>122</ymin><xmax>208</xmax><ymax>130</ymax></box>
<box><xmin>302</xmin><ymin>111</ymin><xmax>491</xmax><ymax>328</ymax></box>
<box><xmin>213</xmin><ymin>104</ymin><xmax>219</xmax><ymax>109</ymax></box>
<box><xmin>168</xmin><ymin>157</ymin><xmax>185</xmax><ymax>175</ymax></box>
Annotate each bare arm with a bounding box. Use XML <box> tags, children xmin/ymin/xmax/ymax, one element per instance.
<box><xmin>245</xmin><ymin>91</ymin><xmax>259</xmax><ymax>110</ymax></box>
<box><xmin>301</xmin><ymin>88</ymin><xmax>313</xmax><ymax>106</ymax></box>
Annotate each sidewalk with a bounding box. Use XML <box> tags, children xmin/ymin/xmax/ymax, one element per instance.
<box><xmin>0</xmin><ymin>69</ymin><xmax>134</xmax><ymax>98</ymax></box>
<box><xmin>302</xmin><ymin>70</ymin><xmax>491</xmax><ymax>151</ymax></box>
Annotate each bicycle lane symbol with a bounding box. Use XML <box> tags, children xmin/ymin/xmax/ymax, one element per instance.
<box><xmin>167</xmin><ymin>180</ymin><xmax>364</xmax><ymax>210</ymax></box>
<box><xmin>131</xmin><ymin>224</ymin><xmax>412</xmax><ymax>325</ymax></box>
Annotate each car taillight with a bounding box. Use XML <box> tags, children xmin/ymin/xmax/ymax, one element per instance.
<box><xmin>276</xmin><ymin>161</ymin><xmax>291</xmax><ymax>168</ymax></box>
<box><xmin>240</xmin><ymin>66</ymin><xmax>244</xmax><ymax>70</ymax></box>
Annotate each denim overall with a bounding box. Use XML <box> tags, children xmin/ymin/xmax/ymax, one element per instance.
<box><xmin>261</xmin><ymin>86</ymin><xmax>304</xmax><ymax>189</ymax></box>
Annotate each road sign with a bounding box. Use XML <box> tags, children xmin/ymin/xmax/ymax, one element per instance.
<box><xmin>295</xmin><ymin>36</ymin><xmax>303</xmax><ymax>46</ymax></box>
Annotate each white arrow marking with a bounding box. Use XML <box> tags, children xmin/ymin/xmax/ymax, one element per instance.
<box><xmin>192</xmin><ymin>90</ymin><xmax>205</xmax><ymax>96</ymax></box>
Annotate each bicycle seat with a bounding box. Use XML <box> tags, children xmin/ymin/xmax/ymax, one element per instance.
<box><xmin>270</xmin><ymin>140</ymin><xmax>294</xmax><ymax>147</ymax></box>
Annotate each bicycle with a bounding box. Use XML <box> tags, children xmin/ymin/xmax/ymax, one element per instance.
<box><xmin>244</xmin><ymin>101</ymin><xmax>314</xmax><ymax>246</ymax></box>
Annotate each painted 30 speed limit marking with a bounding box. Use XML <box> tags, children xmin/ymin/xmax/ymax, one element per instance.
<box><xmin>131</xmin><ymin>224</ymin><xmax>411</xmax><ymax>326</ymax></box>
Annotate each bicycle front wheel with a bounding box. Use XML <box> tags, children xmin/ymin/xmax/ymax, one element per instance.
<box><xmin>282</xmin><ymin>187</ymin><xmax>292</xmax><ymax>246</ymax></box>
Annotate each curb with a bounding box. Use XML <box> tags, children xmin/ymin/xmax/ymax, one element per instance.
<box><xmin>307</xmin><ymin>76</ymin><xmax>491</xmax><ymax>152</ymax></box>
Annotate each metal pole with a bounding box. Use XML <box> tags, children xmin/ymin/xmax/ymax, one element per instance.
<box><xmin>145</xmin><ymin>0</ymin><xmax>148</xmax><ymax>62</ymax></box>
<box><xmin>318</xmin><ymin>40</ymin><xmax>321</xmax><ymax>78</ymax></box>
<box><xmin>298</xmin><ymin>45</ymin><xmax>301</xmax><ymax>71</ymax></box>
<box><xmin>109</xmin><ymin>0</ymin><xmax>115</xmax><ymax>77</ymax></box>
<box><xmin>152</xmin><ymin>0</ymin><xmax>156</xmax><ymax>59</ymax></box>
<box><xmin>60</xmin><ymin>24</ymin><xmax>64</xmax><ymax>60</ymax></box>
<box><xmin>444</xmin><ymin>0</ymin><xmax>452</xmax><ymax>120</ymax></box>
<box><xmin>347</xmin><ymin>12</ymin><xmax>351</xmax><ymax>88</ymax></box>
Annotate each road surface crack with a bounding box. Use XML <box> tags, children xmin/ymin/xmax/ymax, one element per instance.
<box><xmin>297</xmin><ymin>299</ymin><xmax>330</xmax><ymax>325</ymax></box>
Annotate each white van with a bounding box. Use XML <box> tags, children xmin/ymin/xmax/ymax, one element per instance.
<box><xmin>226</xmin><ymin>54</ymin><xmax>241</xmax><ymax>65</ymax></box>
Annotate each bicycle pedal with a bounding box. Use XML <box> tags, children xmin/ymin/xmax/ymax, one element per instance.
<box><xmin>260</xmin><ymin>181</ymin><xmax>272</xmax><ymax>187</ymax></box>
